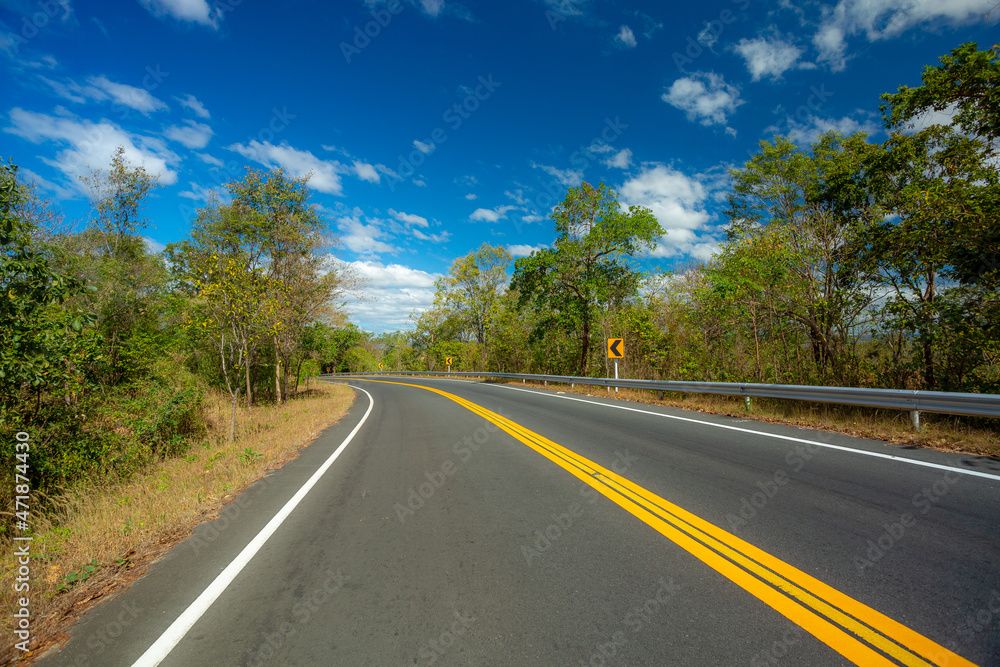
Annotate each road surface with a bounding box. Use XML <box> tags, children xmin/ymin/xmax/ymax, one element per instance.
<box><xmin>38</xmin><ymin>377</ymin><xmax>1000</xmax><ymax>666</ymax></box>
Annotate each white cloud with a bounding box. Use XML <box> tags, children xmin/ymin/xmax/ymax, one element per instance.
<box><xmin>5</xmin><ymin>107</ymin><xmax>178</xmax><ymax>186</ymax></box>
<box><xmin>697</xmin><ymin>23</ymin><xmax>720</xmax><ymax>49</ymax></box>
<box><xmin>506</xmin><ymin>243</ymin><xmax>547</xmax><ymax>258</ymax></box>
<box><xmin>505</xmin><ymin>189</ymin><xmax>529</xmax><ymax>205</ymax></box>
<box><xmin>901</xmin><ymin>104</ymin><xmax>960</xmax><ymax>134</ymax></box>
<box><xmin>38</xmin><ymin>77</ymin><xmax>90</xmax><ymax>104</ymax></box>
<box><xmin>196</xmin><ymin>152</ymin><xmax>225</xmax><ymax>167</ymax></box>
<box><xmin>336</xmin><ymin>215</ymin><xmax>397</xmax><ymax>256</ymax></box>
<box><xmin>164</xmin><ymin>120</ymin><xmax>213</xmax><ymax>149</ymax></box>
<box><xmin>620</xmin><ymin>163</ymin><xmax>720</xmax><ymax>261</ymax></box>
<box><xmin>413</xmin><ymin>139</ymin><xmax>434</xmax><ymax>154</ymax></box>
<box><xmin>733</xmin><ymin>35</ymin><xmax>803</xmax><ymax>81</ymax></box>
<box><xmin>178</xmin><ymin>182</ymin><xmax>229</xmax><ymax>202</ymax></box>
<box><xmin>353</xmin><ymin>161</ymin><xmax>380</xmax><ymax>183</ymax></box>
<box><xmin>531</xmin><ymin>162</ymin><xmax>583</xmax><ymax>187</ymax></box>
<box><xmin>340</xmin><ymin>259</ymin><xmax>442</xmax><ymax>332</ymax></box>
<box><xmin>86</xmin><ymin>75</ymin><xmax>169</xmax><ymax>114</ymax></box>
<box><xmin>228</xmin><ymin>140</ymin><xmax>345</xmax><ymax>195</ymax></box>
<box><xmin>138</xmin><ymin>0</ymin><xmax>219</xmax><ymax>27</ymax></box>
<box><xmin>17</xmin><ymin>167</ymin><xmax>77</xmax><ymax>201</ymax></box>
<box><xmin>615</xmin><ymin>25</ymin><xmax>637</xmax><ymax>48</ymax></box>
<box><xmin>40</xmin><ymin>75</ymin><xmax>169</xmax><ymax>115</ymax></box>
<box><xmin>521</xmin><ymin>213</ymin><xmax>544</xmax><ymax>224</ymax></box>
<box><xmin>662</xmin><ymin>72</ymin><xmax>744</xmax><ymax>131</ymax></box>
<box><xmin>778</xmin><ymin>113</ymin><xmax>879</xmax><ymax>145</ymax></box>
<box><xmin>143</xmin><ymin>236</ymin><xmax>167</xmax><ymax>254</ymax></box>
<box><xmin>175</xmin><ymin>93</ymin><xmax>210</xmax><ymax>119</ymax></box>
<box><xmin>605</xmin><ymin>148</ymin><xmax>632</xmax><ymax>169</ymax></box>
<box><xmin>465</xmin><ymin>193</ymin><xmax>477</xmax><ymax>200</ymax></box>
<box><xmin>633</xmin><ymin>10</ymin><xmax>663</xmax><ymax>39</ymax></box>
<box><xmin>421</xmin><ymin>0</ymin><xmax>444</xmax><ymax>16</ymax></box>
<box><xmin>412</xmin><ymin>229</ymin><xmax>451</xmax><ymax>243</ymax></box>
<box><xmin>813</xmin><ymin>0</ymin><xmax>998</xmax><ymax>71</ymax></box>
<box><xmin>469</xmin><ymin>205</ymin><xmax>518</xmax><ymax>222</ymax></box>
<box><xmin>389</xmin><ymin>208</ymin><xmax>429</xmax><ymax>228</ymax></box>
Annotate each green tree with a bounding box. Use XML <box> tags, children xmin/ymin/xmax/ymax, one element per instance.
<box><xmin>725</xmin><ymin>133</ymin><xmax>882</xmax><ymax>384</ymax></box>
<box><xmin>438</xmin><ymin>243</ymin><xmax>511</xmax><ymax>345</ymax></box>
<box><xmin>511</xmin><ymin>182</ymin><xmax>662</xmax><ymax>376</ymax></box>
<box><xmin>882</xmin><ymin>42</ymin><xmax>1000</xmax><ymax>289</ymax></box>
<box><xmin>853</xmin><ymin>124</ymin><xmax>999</xmax><ymax>390</ymax></box>
<box><xmin>0</xmin><ymin>161</ymin><xmax>95</xmax><ymax>414</ymax></box>
<box><xmin>171</xmin><ymin>169</ymin><xmax>355</xmax><ymax>403</ymax></box>
<box><xmin>187</xmin><ymin>253</ymin><xmax>272</xmax><ymax>444</ymax></box>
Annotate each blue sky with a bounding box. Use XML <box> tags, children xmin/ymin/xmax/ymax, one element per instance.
<box><xmin>1</xmin><ymin>0</ymin><xmax>996</xmax><ymax>332</ymax></box>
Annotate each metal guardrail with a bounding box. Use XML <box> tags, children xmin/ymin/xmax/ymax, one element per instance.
<box><xmin>321</xmin><ymin>371</ymin><xmax>1000</xmax><ymax>427</ymax></box>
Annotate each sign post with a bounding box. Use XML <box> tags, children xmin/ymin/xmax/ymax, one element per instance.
<box><xmin>607</xmin><ymin>338</ymin><xmax>624</xmax><ymax>394</ymax></box>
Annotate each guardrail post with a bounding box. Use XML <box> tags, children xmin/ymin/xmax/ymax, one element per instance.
<box><xmin>910</xmin><ymin>410</ymin><xmax>920</xmax><ymax>431</ymax></box>
<box><xmin>745</xmin><ymin>396</ymin><xmax>752</xmax><ymax>412</ymax></box>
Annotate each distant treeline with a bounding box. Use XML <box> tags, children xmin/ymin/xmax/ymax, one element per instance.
<box><xmin>345</xmin><ymin>43</ymin><xmax>999</xmax><ymax>395</ymax></box>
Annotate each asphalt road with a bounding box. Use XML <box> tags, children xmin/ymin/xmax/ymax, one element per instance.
<box><xmin>37</xmin><ymin>377</ymin><xmax>1000</xmax><ymax>666</ymax></box>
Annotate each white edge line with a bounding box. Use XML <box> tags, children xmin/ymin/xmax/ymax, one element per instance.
<box><xmin>487</xmin><ymin>383</ymin><xmax>1000</xmax><ymax>484</ymax></box>
<box><xmin>132</xmin><ymin>385</ymin><xmax>375</xmax><ymax>667</ymax></box>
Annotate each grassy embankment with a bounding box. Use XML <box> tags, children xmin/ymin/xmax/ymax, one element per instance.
<box><xmin>1</xmin><ymin>381</ymin><xmax>355</xmax><ymax>665</ymax></box>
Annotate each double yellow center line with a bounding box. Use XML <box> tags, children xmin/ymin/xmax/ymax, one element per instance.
<box><xmin>359</xmin><ymin>379</ymin><xmax>976</xmax><ymax>667</ymax></box>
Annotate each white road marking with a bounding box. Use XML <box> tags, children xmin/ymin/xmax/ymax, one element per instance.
<box><xmin>132</xmin><ymin>386</ymin><xmax>375</xmax><ymax>666</ymax></box>
<box><xmin>488</xmin><ymin>383</ymin><xmax>1000</xmax><ymax>483</ymax></box>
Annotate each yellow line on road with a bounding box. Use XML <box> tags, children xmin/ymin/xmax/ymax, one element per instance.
<box><xmin>356</xmin><ymin>379</ymin><xmax>977</xmax><ymax>667</ymax></box>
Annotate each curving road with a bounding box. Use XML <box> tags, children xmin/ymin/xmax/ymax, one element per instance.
<box><xmin>38</xmin><ymin>377</ymin><xmax>1000</xmax><ymax>666</ymax></box>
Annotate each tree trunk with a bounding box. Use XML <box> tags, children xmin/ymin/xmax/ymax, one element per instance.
<box><xmin>579</xmin><ymin>311</ymin><xmax>590</xmax><ymax>377</ymax></box>
<box><xmin>274</xmin><ymin>337</ymin><xmax>282</xmax><ymax>405</ymax></box>
<box><xmin>294</xmin><ymin>358</ymin><xmax>303</xmax><ymax>397</ymax></box>
<box><xmin>229</xmin><ymin>389</ymin><xmax>240</xmax><ymax>446</ymax></box>
<box><xmin>245</xmin><ymin>350</ymin><xmax>252</xmax><ymax>408</ymax></box>
<box><xmin>922</xmin><ymin>271</ymin><xmax>936</xmax><ymax>389</ymax></box>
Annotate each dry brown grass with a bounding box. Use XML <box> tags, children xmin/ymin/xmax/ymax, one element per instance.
<box><xmin>1</xmin><ymin>382</ymin><xmax>355</xmax><ymax>665</ymax></box>
<box><xmin>493</xmin><ymin>379</ymin><xmax>1000</xmax><ymax>457</ymax></box>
